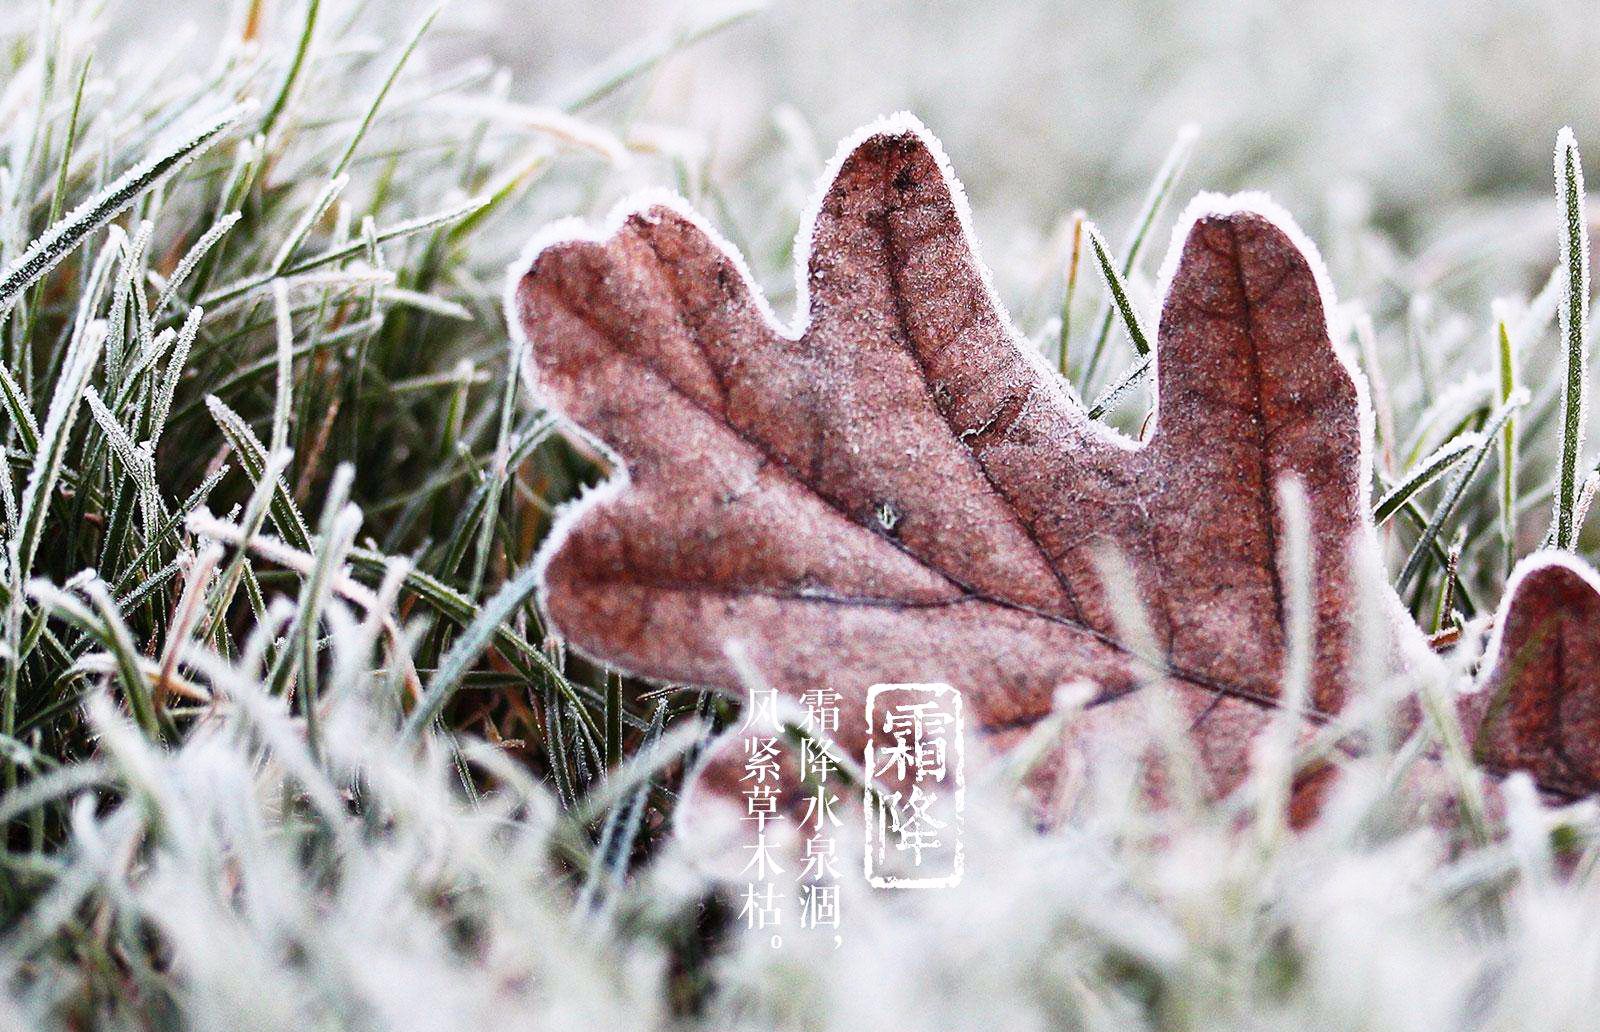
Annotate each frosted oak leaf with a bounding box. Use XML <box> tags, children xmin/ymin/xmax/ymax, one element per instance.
<box><xmin>506</xmin><ymin>114</ymin><xmax>1435</xmax><ymax>800</ymax></box>
<box><xmin>1466</xmin><ymin>553</ymin><xmax>1600</xmax><ymax>799</ymax></box>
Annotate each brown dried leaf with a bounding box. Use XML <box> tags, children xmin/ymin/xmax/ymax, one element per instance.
<box><xmin>1467</xmin><ymin>554</ymin><xmax>1600</xmax><ymax>798</ymax></box>
<box><xmin>507</xmin><ymin>115</ymin><xmax>1433</xmax><ymax>797</ymax></box>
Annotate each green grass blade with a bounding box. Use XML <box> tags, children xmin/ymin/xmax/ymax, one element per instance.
<box><xmin>1085</xmin><ymin>223</ymin><xmax>1152</xmax><ymax>359</ymax></box>
<box><xmin>330</xmin><ymin>4</ymin><xmax>442</xmax><ymax>180</ymax></box>
<box><xmin>206</xmin><ymin>395</ymin><xmax>313</xmax><ymax>552</ymax></box>
<box><xmin>402</xmin><ymin>558</ymin><xmax>546</xmax><ymax>741</ymax></box>
<box><xmin>1373</xmin><ymin>432</ymin><xmax>1480</xmax><ymax>525</ymax></box>
<box><xmin>198</xmin><ymin>450</ymin><xmax>294</xmax><ymax>647</ymax></box>
<box><xmin>266</xmin><ymin>465</ymin><xmax>358</xmax><ymax>764</ymax></box>
<box><xmin>268</xmin><ymin>175</ymin><xmax>346</xmax><ymax>275</ymax></box>
<box><xmin>0</xmin><ymin>105</ymin><xmax>244</xmax><ymax>314</ymax></box>
<box><xmin>258</xmin><ymin>0</ymin><xmax>321</xmax><ymax>138</ymax></box>
<box><xmin>12</xmin><ymin>322</ymin><xmax>105</xmax><ymax>580</ymax></box>
<box><xmin>1397</xmin><ymin>389</ymin><xmax>1527</xmax><ymax>592</ymax></box>
<box><xmin>468</xmin><ymin>337</ymin><xmax>521</xmax><ymax>597</ymax></box>
<box><xmin>1058</xmin><ymin>210</ymin><xmax>1085</xmax><ymax>375</ymax></box>
<box><xmin>1554</xmin><ymin>127</ymin><xmax>1590</xmax><ymax>551</ymax></box>
<box><xmin>1087</xmin><ymin>354</ymin><xmax>1152</xmax><ymax>421</ymax></box>
<box><xmin>269</xmin><ymin>282</ymin><xmax>295</xmax><ymax>456</ymax></box>
<box><xmin>154</xmin><ymin>213</ymin><xmax>240</xmax><ymax>317</ymax></box>
<box><xmin>1081</xmin><ymin>124</ymin><xmax>1197</xmax><ymax>386</ymax></box>
<box><xmin>27</xmin><ymin>579</ymin><xmax>161</xmax><ymax>741</ymax></box>
<box><xmin>556</xmin><ymin>0</ymin><xmax>766</xmax><ymax>112</ymax></box>
<box><xmin>45</xmin><ymin>57</ymin><xmax>91</xmax><ymax>232</ymax></box>
<box><xmin>1496</xmin><ymin>307</ymin><xmax>1518</xmax><ymax>573</ymax></box>
<box><xmin>0</xmin><ymin>364</ymin><xmax>40</xmax><ymax>454</ymax></box>
<box><xmin>194</xmin><ymin>195</ymin><xmax>488</xmax><ymax>310</ymax></box>
<box><xmin>344</xmin><ymin>546</ymin><xmax>612</xmax><ymax>731</ymax></box>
